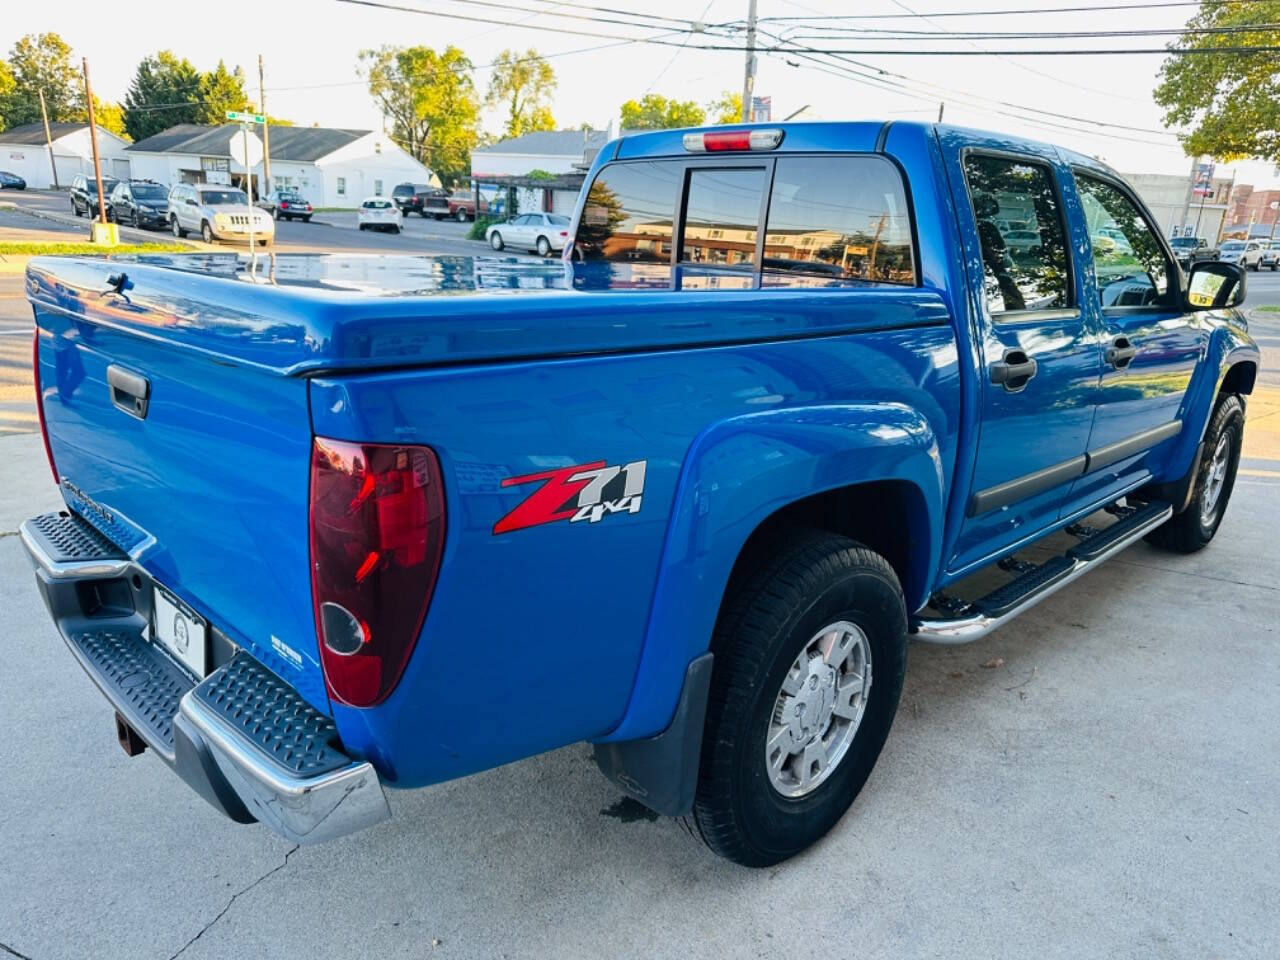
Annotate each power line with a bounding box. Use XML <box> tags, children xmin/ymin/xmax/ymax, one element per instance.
<box><xmin>776</xmin><ymin>24</ymin><xmax>1280</xmax><ymax>39</ymax></box>
<box><xmin>754</xmin><ymin>0</ymin><xmax>1271</xmax><ymax>21</ymax></box>
<box><xmin>522</xmin><ymin>0</ymin><xmax>702</xmax><ymax>29</ymax></box>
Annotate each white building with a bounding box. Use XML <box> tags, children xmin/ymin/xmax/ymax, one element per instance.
<box><xmin>1122</xmin><ymin>171</ymin><xmax>1234</xmax><ymax>242</ymax></box>
<box><xmin>0</xmin><ymin>122</ymin><xmax>132</xmax><ymax>188</ymax></box>
<box><xmin>125</xmin><ymin>124</ymin><xmax>437</xmax><ymax>208</ymax></box>
<box><xmin>471</xmin><ymin>129</ymin><xmax>608</xmax><ymax>215</ymax></box>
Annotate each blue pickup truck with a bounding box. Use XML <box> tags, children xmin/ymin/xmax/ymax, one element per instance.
<box><xmin>23</xmin><ymin>122</ymin><xmax>1257</xmax><ymax>867</ymax></box>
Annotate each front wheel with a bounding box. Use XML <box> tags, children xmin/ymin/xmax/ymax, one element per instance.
<box><xmin>200</xmin><ymin>221</ymin><xmax>214</xmax><ymax>244</ymax></box>
<box><xmin>691</xmin><ymin>530</ymin><xmax>907</xmax><ymax>867</ymax></box>
<box><xmin>171</xmin><ymin>217</ymin><xmax>186</xmax><ymax>238</ymax></box>
<box><xmin>1146</xmin><ymin>394</ymin><xmax>1244</xmax><ymax>553</ymax></box>
<box><xmin>489</xmin><ymin>232</ymin><xmax>504</xmax><ymax>251</ymax></box>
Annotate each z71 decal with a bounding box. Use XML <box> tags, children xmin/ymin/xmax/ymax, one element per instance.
<box><xmin>493</xmin><ymin>460</ymin><xmax>647</xmax><ymax>535</ymax></box>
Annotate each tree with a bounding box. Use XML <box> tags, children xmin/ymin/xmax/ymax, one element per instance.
<box><xmin>619</xmin><ymin>94</ymin><xmax>704</xmax><ymax>130</ymax></box>
<box><xmin>2</xmin><ymin>33</ymin><xmax>81</xmax><ymax>129</ymax></box>
<box><xmin>707</xmin><ymin>91</ymin><xmax>743</xmax><ymax>125</ymax></box>
<box><xmin>360</xmin><ymin>44</ymin><xmax>481</xmax><ymax>187</ymax></box>
<box><xmin>1153</xmin><ymin>0</ymin><xmax>1280</xmax><ymax>162</ymax></box>
<box><xmin>88</xmin><ymin>98</ymin><xmax>128</xmax><ymax>139</ymax></box>
<box><xmin>198</xmin><ymin>60</ymin><xmax>250</xmax><ymax>124</ymax></box>
<box><xmin>0</xmin><ymin>62</ymin><xmax>15</xmax><ymax>130</ymax></box>
<box><xmin>486</xmin><ymin>49</ymin><xmax>556</xmax><ymax>139</ymax></box>
<box><xmin>123</xmin><ymin>52</ymin><xmax>203</xmax><ymax>140</ymax></box>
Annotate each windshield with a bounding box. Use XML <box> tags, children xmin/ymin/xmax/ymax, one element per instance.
<box><xmin>199</xmin><ymin>189</ymin><xmax>248</xmax><ymax>205</ymax></box>
<box><xmin>134</xmin><ymin>184</ymin><xmax>167</xmax><ymax>200</ymax></box>
<box><xmin>1170</xmin><ymin>237</ymin><xmax>1197</xmax><ymax>248</ymax></box>
<box><xmin>1220</xmin><ymin>241</ymin><xmax>1245</xmax><ymax>251</ymax></box>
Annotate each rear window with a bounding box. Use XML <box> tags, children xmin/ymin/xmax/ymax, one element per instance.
<box><xmin>363</xmin><ymin>199</ymin><xmax>392</xmax><ymax>209</ymax></box>
<box><xmin>577</xmin><ymin>161</ymin><xmax>679</xmax><ymax>264</ymax></box>
<box><xmin>681</xmin><ymin>168</ymin><xmax>767</xmax><ymax>269</ymax></box>
<box><xmin>762</xmin><ymin>156</ymin><xmax>914</xmax><ymax>287</ymax></box>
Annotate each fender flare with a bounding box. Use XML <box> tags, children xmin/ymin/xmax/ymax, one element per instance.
<box><xmin>601</xmin><ymin>401</ymin><xmax>945</xmax><ymax>745</ymax></box>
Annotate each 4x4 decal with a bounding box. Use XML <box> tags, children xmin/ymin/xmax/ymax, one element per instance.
<box><xmin>493</xmin><ymin>460</ymin><xmax>646</xmax><ymax>535</ymax></box>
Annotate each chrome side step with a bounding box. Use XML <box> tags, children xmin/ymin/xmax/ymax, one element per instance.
<box><xmin>912</xmin><ymin>499</ymin><xmax>1172</xmax><ymax>645</ymax></box>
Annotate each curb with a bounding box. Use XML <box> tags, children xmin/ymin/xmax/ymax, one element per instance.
<box><xmin>6</xmin><ymin>202</ymin><xmax>206</xmax><ymax>250</ymax></box>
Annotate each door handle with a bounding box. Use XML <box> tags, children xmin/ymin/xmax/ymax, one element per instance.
<box><xmin>107</xmin><ymin>364</ymin><xmax>150</xmax><ymax>419</ymax></box>
<box><xmin>989</xmin><ymin>349</ymin><xmax>1038</xmax><ymax>393</ymax></box>
<box><xmin>1106</xmin><ymin>336</ymin><xmax>1138</xmax><ymax>369</ymax></box>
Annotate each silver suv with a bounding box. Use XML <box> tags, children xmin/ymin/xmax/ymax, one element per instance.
<box><xmin>169</xmin><ymin>183</ymin><xmax>274</xmax><ymax>246</ymax></box>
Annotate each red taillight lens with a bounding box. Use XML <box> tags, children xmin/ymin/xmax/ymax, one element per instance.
<box><xmin>33</xmin><ymin>330</ymin><xmax>57</xmax><ymax>484</ymax></box>
<box><xmin>309</xmin><ymin>438</ymin><xmax>446</xmax><ymax>707</ymax></box>
<box><xmin>281</xmin><ymin>201</ymin><xmax>289</xmax><ymax>209</ymax></box>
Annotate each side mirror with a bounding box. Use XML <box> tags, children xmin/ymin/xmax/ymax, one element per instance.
<box><xmin>1186</xmin><ymin>260</ymin><xmax>1246</xmax><ymax>310</ymax></box>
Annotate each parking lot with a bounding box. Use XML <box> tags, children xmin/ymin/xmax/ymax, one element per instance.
<box><xmin>0</xmin><ymin>205</ymin><xmax>1277</xmax><ymax>959</ymax></box>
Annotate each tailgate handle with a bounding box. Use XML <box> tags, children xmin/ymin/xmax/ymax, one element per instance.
<box><xmin>107</xmin><ymin>365</ymin><xmax>150</xmax><ymax>420</ymax></box>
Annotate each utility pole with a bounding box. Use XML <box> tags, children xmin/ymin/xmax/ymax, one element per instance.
<box><xmin>81</xmin><ymin>58</ymin><xmax>108</xmax><ymax>230</ymax></box>
<box><xmin>38</xmin><ymin>89</ymin><xmax>58</xmax><ymax>190</ymax></box>
<box><xmin>259</xmin><ymin>54</ymin><xmax>271</xmax><ymax>194</ymax></box>
<box><xmin>937</xmin><ymin>102</ymin><xmax>945</xmax><ymax>123</ymax></box>
<box><xmin>741</xmin><ymin>0</ymin><xmax>758</xmax><ymax>123</ymax></box>
<box><xmin>1177</xmin><ymin>155</ymin><xmax>1197</xmax><ymax>236</ymax></box>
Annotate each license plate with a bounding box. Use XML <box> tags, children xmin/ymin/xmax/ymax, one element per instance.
<box><xmin>153</xmin><ymin>585</ymin><xmax>208</xmax><ymax>678</ymax></box>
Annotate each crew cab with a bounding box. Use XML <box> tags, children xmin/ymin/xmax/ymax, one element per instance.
<box><xmin>23</xmin><ymin>122</ymin><xmax>1257</xmax><ymax>867</ymax></box>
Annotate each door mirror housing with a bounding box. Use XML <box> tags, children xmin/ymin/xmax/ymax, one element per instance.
<box><xmin>1186</xmin><ymin>260</ymin><xmax>1246</xmax><ymax>310</ymax></box>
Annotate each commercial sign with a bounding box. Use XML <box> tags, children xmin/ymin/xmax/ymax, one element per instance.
<box><xmin>1193</xmin><ymin>162</ymin><xmax>1215</xmax><ymax>198</ymax></box>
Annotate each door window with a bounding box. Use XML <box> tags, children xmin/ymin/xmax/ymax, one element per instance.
<box><xmin>762</xmin><ymin>155</ymin><xmax>914</xmax><ymax>287</ymax></box>
<box><xmin>964</xmin><ymin>155</ymin><xmax>1071</xmax><ymax>314</ymax></box>
<box><xmin>1075</xmin><ymin>174</ymin><xmax>1172</xmax><ymax>308</ymax></box>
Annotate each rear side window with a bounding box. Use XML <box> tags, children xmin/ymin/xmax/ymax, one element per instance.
<box><xmin>763</xmin><ymin>156</ymin><xmax>914</xmax><ymax>287</ymax></box>
<box><xmin>964</xmin><ymin>155</ymin><xmax>1070</xmax><ymax>314</ymax></box>
<box><xmin>577</xmin><ymin>161</ymin><xmax>679</xmax><ymax>263</ymax></box>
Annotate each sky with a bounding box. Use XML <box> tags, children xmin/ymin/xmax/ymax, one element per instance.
<box><xmin>11</xmin><ymin>0</ymin><xmax>1280</xmax><ymax>188</ymax></box>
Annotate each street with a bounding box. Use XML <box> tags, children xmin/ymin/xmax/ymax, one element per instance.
<box><xmin>0</xmin><ymin>204</ymin><xmax>1277</xmax><ymax>959</ymax></box>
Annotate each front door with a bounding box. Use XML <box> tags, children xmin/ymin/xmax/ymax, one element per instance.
<box><xmin>940</xmin><ymin>139</ymin><xmax>1101</xmax><ymax>575</ymax></box>
<box><xmin>1063</xmin><ymin>169</ymin><xmax>1205</xmax><ymax>513</ymax></box>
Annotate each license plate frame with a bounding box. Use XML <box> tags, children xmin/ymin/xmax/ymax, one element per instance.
<box><xmin>153</xmin><ymin>583</ymin><xmax>208</xmax><ymax>679</ymax></box>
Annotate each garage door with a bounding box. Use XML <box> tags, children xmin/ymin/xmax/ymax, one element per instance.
<box><xmin>111</xmin><ymin>158</ymin><xmax>131</xmax><ymax>181</ymax></box>
<box><xmin>54</xmin><ymin>155</ymin><xmax>82</xmax><ymax>186</ymax></box>
<box><xmin>551</xmin><ymin>188</ymin><xmax>579</xmax><ymax>216</ymax></box>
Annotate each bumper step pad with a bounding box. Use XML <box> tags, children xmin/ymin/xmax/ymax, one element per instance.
<box><xmin>25</xmin><ymin>511</ymin><xmax>126</xmax><ymax>564</ymax></box>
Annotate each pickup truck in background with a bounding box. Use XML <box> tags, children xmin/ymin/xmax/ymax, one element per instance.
<box><xmin>421</xmin><ymin>190</ymin><xmax>493</xmax><ymax>222</ymax></box>
<box><xmin>1169</xmin><ymin>235</ymin><xmax>1218</xmax><ymax>271</ymax></box>
<box><xmin>23</xmin><ymin>122</ymin><xmax>1257</xmax><ymax>867</ymax></box>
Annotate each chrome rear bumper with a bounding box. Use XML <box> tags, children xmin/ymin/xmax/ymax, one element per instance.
<box><xmin>20</xmin><ymin>510</ymin><xmax>389</xmax><ymax>845</ymax></box>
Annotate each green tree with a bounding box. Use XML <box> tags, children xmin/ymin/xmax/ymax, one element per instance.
<box><xmin>707</xmin><ymin>91</ymin><xmax>743</xmax><ymax>125</ymax></box>
<box><xmin>0</xmin><ymin>62</ymin><xmax>15</xmax><ymax>130</ymax></box>
<box><xmin>123</xmin><ymin>51</ymin><xmax>203</xmax><ymax>140</ymax></box>
<box><xmin>1154</xmin><ymin>0</ymin><xmax>1280</xmax><ymax>162</ymax></box>
<box><xmin>2</xmin><ymin>33</ymin><xmax>82</xmax><ymax>128</ymax></box>
<box><xmin>198</xmin><ymin>60</ymin><xmax>250</xmax><ymax>124</ymax></box>
<box><xmin>486</xmin><ymin>48</ymin><xmax>556</xmax><ymax>139</ymax></box>
<box><xmin>619</xmin><ymin>94</ymin><xmax>704</xmax><ymax>130</ymax></box>
<box><xmin>88</xmin><ymin>98</ymin><xmax>128</xmax><ymax>139</ymax></box>
<box><xmin>360</xmin><ymin>44</ymin><xmax>481</xmax><ymax>186</ymax></box>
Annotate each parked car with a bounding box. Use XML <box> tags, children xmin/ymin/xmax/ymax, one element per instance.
<box><xmin>1218</xmin><ymin>239</ymin><xmax>1264</xmax><ymax>271</ymax></box>
<box><xmin>411</xmin><ymin>187</ymin><xmax>452</xmax><ymax>219</ymax></box>
<box><xmin>1169</xmin><ymin>235</ymin><xmax>1219</xmax><ymax>270</ymax></box>
<box><xmin>357</xmin><ymin>196</ymin><xmax>403</xmax><ymax>233</ymax></box>
<box><xmin>0</xmin><ymin>170</ymin><xmax>26</xmax><ymax>190</ymax></box>
<box><xmin>486</xmin><ymin>213</ymin><xmax>571</xmax><ymax>256</ymax></box>
<box><xmin>258</xmin><ymin>189</ymin><xmax>313</xmax><ymax>222</ymax></box>
<box><xmin>1002</xmin><ymin>228</ymin><xmax>1043</xmax><ymax>256</ymax></box>
<box><xmin>70</xmin><ymin>174</ymin><xmax>119</xmax><ymax>219</ymax></box>
<box><xmin>392</xmin><ymin>182</ymin><xmax>438</xmax><ymax>216</ymax></box>
<box><xmin>446</xmin><ymin>191</ymin><xmax>493</xmax><ymax>222</ymax></box>
<box><xmin>168</xmin><ymin>182</ymin><xmax>274</xmax><ymax>246</ymax></box>
<box><xmin>22</xmin><ymin>121</ymin><xmax>1257</xmax><ymax>868</ymax></box>
<box><xmin>1258</xmin><ymin>239</ymin><xmax>1278</xmax><ymax>271</ymax></box>
<box><xmin>107</xmin><ymin>180</ymin><xmax>171</xmax><ymax>230</ymax></box>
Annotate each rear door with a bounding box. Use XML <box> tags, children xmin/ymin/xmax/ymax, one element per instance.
<box><xmin>1062</xmin><ymin>168</ymin><xmax>1205</xmax><ymax>511</ymax></box>
<box><xmin>940</xmin><ymin>136</ymin><xmax>1100</xmax><ymax>573</ymax></box>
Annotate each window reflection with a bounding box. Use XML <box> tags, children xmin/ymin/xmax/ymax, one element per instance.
<box><xmin>964</xmin><ymin>155</ymin><xmax>1070</xmax><ymax>314</ymax></box>
<box><xmin>681</xmin><ymin>168</ymin><xmax>766</xmax><ymax>267</ymax></box>
<box><xmin>576</xmin><ymin>162</ymin><xmax>678</xmax><ymax>265</ymax></box>
<box><xmin>1076</xmin><ymin>175</ymin><xmax>1171</xmax><ymax>308</ymax></box>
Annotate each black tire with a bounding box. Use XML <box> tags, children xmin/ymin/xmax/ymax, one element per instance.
<box><xmin>691</xmin><ymin>530</ymin><xmax>907</xmax><ymax>867</ymax></box>
<box><xmin>455</xmin><ymin>208</ymin><xmax>469</xmax><ymax>222</ymax></box>
<box><xmin>489</xmin><ymin>231</ymin><xmax>504</xmax><ymax>251</ymax></box>
<box><xmin>1146</xmin><ymin>394</ymin><xmax>1244</xmax><ymax>553</ymax></box>
<box><xmin>358</xmin><ymin>223</ymin><xmax>367</xmax><ymax>231</ymax></box>
<box><xmin>392</xmin><ymin>225</ymin><xmax>401</xmax><ymax>234</ymax></box>
<box><xmin>171</xmin><ymin>217</ymin><xmax>186</xmax><ymax>239</ymax></box>
<box><xmin>201</xmin><ymin>221</ymin><xmax>214</xmax><ymax>244</ymax></box>
<box><xmin>302</xmin><ymin>215</ymin><xmax>311</xmax><ymax>223</ymax></box>
<box><xmin>536</xmin><ymin>236</ymin><xmax>551</xmax><ymax>257</ymax></box>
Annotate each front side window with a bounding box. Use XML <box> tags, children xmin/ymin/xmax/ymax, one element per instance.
<box><xmin>680</xmin><ymin>168</ymin><xmax>765</xmax><ymax>268</ymax></box>
<box><xmin>577</xmin><ymin>161</ymin><xmax>679</xmax><ymax>263</ymax></box>
<box><xmin>762</xmin><ymin>155</ymin><xmax>914</xmax><ymax>287</ymax></box>
<box><xmin>1076</xmin><ymin>174</ymin><xmax>1171</xmax><ymax>308</ymax></box>
<box><xmin>964</xmin><ymin>155</ymin><xmax>1070</xmax><ymax>314</ymax></box>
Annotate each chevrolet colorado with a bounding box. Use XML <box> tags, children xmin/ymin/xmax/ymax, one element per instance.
<box><xmin>23</xmin><ymin>122</ymin><xmax>1258</xmax><ymax>866</ymax></box>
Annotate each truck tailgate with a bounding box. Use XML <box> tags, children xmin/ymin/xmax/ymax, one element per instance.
<box><xmin>29</xmin><ymin>258</ymin><xmax>326</xmax><ymax>709</ymax></box>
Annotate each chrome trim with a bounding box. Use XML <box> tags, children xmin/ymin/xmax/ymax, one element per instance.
<box><xmin>179</xmin><ymin>693</ymin><xmax>390</xmax><ymax>845</ymax></box>
<box><xmin>18</xmin><ymin>517</ymin><xmax>130</xmax><ymax>580</ymax></box>
<box><xmin>912</xmin><ymin>503</ymin><xmax>1172</xmax><ymax>644</ymax></box>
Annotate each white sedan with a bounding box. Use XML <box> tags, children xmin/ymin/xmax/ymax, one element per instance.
<box><xmin>357</xmin><ymin>197</ymin><xmax>403</xmax><ymax>233</ymax></box>
<box><xmin>486</xmin><ymin>213</ymin><xmax>571</xmax><ymax>256</ymax></box>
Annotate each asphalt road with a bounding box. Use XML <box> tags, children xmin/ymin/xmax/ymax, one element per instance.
<box><xmin>0</xmin><ymin>202</ymin><xmax>1277</xmax><ymax>959</ymax></box>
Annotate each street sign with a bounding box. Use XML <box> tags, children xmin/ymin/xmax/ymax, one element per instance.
<box><xmin>226</xmin><ymin>110</ymin><xmax>266</xmax><ymax>124</ymax></box>
<box><xmin>229</xmin><ymin>130</ymin><xmax>264</xmax><ymax>168</ymax></box>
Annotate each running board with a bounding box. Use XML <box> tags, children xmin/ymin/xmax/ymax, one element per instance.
<box><xmin>912</xmin><ymin>499</ymin><xmax>1172</xmax><ymax>645</ymax></box>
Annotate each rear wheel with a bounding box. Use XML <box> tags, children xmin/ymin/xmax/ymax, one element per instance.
<box><xmin>455</xmin><ymin>208</ymin><xmax>468</xmax><ymax>222</ymax></box>
<box><xmin>200</xmin><ymin>221</ymin><xmax>214</xmax><ymax>244</ymax></box>
<box><xmin>1146</xmin><ymin>394</ymin><xmax>1244</xmax><ymax>553</ymax></box>
<box><xmin>691</xmin><ymin>530</ymin><xmax>907</xmax><ymax>867</ymax></box>
<box><xmin>536</xmin><ymin>236</ymin><xmax>551</xmax><ymax>257</ymax></box>
<box><xmin>302</xmin><ymin>215</ymin><xmax>311</xmax><ymax>223</ymax></box>
<box><xmin>272</xmin><ymin>207</ymin><xmax>280</xmax><ymax>221</ymax></box>
<box><xmin>171</xmin><ymin>217</ymin><xmax>186</xmax><ymax>239</ymax></box>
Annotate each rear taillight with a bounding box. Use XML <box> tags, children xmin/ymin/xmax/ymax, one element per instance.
<box><xmin>281</xmin><ymin>201</ymin><xmax>289</xmax><ymax>209</ymax></box>
<box><xmin>559</xmin><ymin>231</ymin><xmax>568</xmax><ymax>237</ymax></box>
<box><xmin>309</xmin><ymin>437</ymin><xmax>446</xmax><ymax>707</ymax></box>
<box><xmin>682</xmin><ymin>128</ymin><xmax>784</xmax><ymax>152</ymax></box>
<box><xmin>33</xmin><ymin>330</ymin><xmax>57</xmax><ymax>484</ymax></box>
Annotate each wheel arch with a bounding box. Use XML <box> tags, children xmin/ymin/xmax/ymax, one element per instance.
<box><xmin>601</xmin><ymin>401</ymin><xmax>945</xmax><ymax>744</ymax></box>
